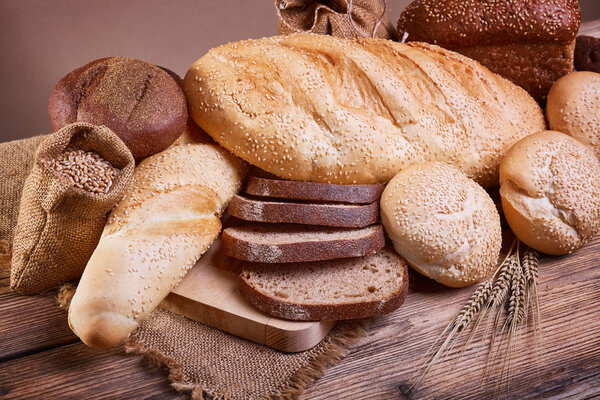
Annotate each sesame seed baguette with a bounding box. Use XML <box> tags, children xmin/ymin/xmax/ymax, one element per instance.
<box><xmin>239</xmin><ymin>247</ymin><xmax>409</xmax><ymax>321</ymax></box>
<box><xmin>245</xmin><ymin>175</ymin><xmax>385</xmax><ymax>204</ymax></box>
<box><xmin>221</xmin><ymin>224</ymin><xmax>385</xmax><ymax>263</ymax></box>
<box><xmin>68</xmin><ymin>131</ymin><xmax>247</xmax><ymax>350</ymax></box>
<box><xmin>227</xmin><ymin>194</ymin><xmax>379</xmax><ymax>228</ymax></box>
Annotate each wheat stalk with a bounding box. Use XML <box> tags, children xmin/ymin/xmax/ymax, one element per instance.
<box><xmin>410</xmin><ymin>279</ymin><xmax>493</xmax><ymax>392</ymax></box>
<box><xmin>411</xmin><ymin>239</ymin><xmax>543</xmax><ymax>395</ymax></box>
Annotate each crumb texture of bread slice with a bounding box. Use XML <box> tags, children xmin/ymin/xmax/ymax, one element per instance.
<box><xmin>227</xmin><ymin>194</ymin><xmax>379</xmax><ymax>227</ymax></box>
<box><xmin>222</xmin><ymin>223</ymin><xmax>385</xmax><ymax>263</ymax></box>
<box><xmin>245</xmin><ymin>175</ymin><xmax>385</xmax><ymax>204</ymax></box>
<box><xmin>239</xmin><ymin>247</ymin><xmax>409</xmax><ymax>320</ymax></box>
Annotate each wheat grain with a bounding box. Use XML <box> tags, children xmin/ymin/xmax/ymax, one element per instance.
<box><xmin>506</xmin><ymin>262</ymin><xmax>526</xmax><ymax>326</ymax></box>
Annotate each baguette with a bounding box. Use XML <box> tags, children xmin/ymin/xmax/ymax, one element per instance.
<box><xmin>68</xmin><ymin>133</ymin><xmax>247</xmax><ymax>349</ymax></box>
<box><xmin>183</xmin><ymin>33</ymin><xmax>545</xmax><ymax>186</ymax></box>
<box><xmin>239</xmin><ymin>247</ymin><xmax>409</xmax><ymax>321</ymax></box>
<box><xmin>227</xmin><ymin>194</ymin><xmax>379</xmax><ymax>228</ymax></box>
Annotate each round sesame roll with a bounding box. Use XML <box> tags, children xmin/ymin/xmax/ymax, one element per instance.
<box><xmin>183</xmin><ymin>33</ymin><xmax>544</xmax><ymax>186</ymax></box>
<box><xmin>499</xmin><ymin>131</ymin><xmax>600</xmax><ymax>256</ymax></box>
<box><xmin>380</xmin><ymin>162</ymin><xmax>502</xmax><ymax>288</ymax></box>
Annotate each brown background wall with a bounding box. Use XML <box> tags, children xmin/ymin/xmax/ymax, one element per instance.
<box><xmin>1</xmin><ymin>0</ymin><xmax>599</xmax><ymax>143</ymax></box>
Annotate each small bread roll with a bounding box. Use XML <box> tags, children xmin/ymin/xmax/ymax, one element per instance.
<box><xmin>380</xmin><ymin>162</ymin><xmax>501</xmax><ymax>288</ymax></box>
<box><xmin>547</xmin><ymin>71</ymin><xmax>600</xmax><ymax>159</ymax></box>
<box><xmin>500</xmin><ymin>131</ymin><xmax>600</xmax><ymax>255</ymax></box>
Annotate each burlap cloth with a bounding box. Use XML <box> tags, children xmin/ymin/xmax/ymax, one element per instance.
<box><xmin>1</xmin><ymin>135</ymin><xmax>369</xmax><ymax>400</ymax></box>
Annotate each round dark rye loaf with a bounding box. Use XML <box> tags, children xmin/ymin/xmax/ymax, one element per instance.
<box><xmin>239</xmin><ymin>247</ymin><xmax>409</xmax><ymax>321</ymax></box>
<box><xmin>48</xmin><ymin>57</ymin><xmax>188</xmax><ymax>162</ymax></box>
<box><xmin>227</xmin><ymin>194</ymin><xmax>379</xmax><ymax>228</ymax></box>
<box><xmin>221</xmin><ymin>224</ymin><xmax>385</xmax><ymax>263</ymax></box>
<box><xmin>245</xmin><ymin>175</ymin><xmax>385</xmax><ymax>204</ymax></box>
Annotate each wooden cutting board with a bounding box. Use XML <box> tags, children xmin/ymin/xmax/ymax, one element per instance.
<box><xmin>160</xmin><ymin>238</ymin><xmax>336</xmax><ymax>353</ymax></box>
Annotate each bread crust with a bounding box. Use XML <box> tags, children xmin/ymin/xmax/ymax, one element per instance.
<box><xmin>68</xmin><ymin>132</ymin><xmax>247</xmax><ymax>349</ymax></box>
<box><xmin>227</xmin><ymin>195</ymin><xmax>379</xmax><ymax>228</ymax></box>
<box><xmin>380</xmin><ymin>162</ymin><xmax>502</xmax><ymax>288</ymax></box>
<box><xmin>49</xmin><ymin>57</ymin><xmax>188</xmax><ymax>162</ymax></box>
<box><xmin>183</xmin><ymin>34</ymin><xmax>545</xmax><ymax>186</ymax></box>
<box><xmin>547</xmin><ymin>71</ymin><xmax>600</xmax><ymax>160</ymax></box>
<box><xmin>245</xmin><ymin>175</ymin><xmax>384</xmax><ymax>204</ymax></box>
<box><xmin>238</xmin><ymin>253</ymin><xmax>409</xmax><ymax>321</ymax></box>
<box><xmin>222</xmin><ymin>224</ymin><xmax>385</xmax><ymax>263</ymax></box>
<box><xmin>398</xmin><ymin>0</ymin><xmax>580</xmax><ymax>47</ymax></box>
<box><xmin>499</xmin><ymin>131</ymin><xmax>600</xmax><ymax>255</ymax></box>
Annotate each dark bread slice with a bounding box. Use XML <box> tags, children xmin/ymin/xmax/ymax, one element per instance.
<box><xmin>239</xmin><ymin>247</ymin><xmax>409</xmax><ymax>321</ymax></box>
<box><xmin>221</xmin><ymin>223</ymin><xmax>385</xmax><ymax>263</ymax></box>
<box><xmin>227</xmin><ymin>194</ymin><xmax>379</xmax><ymax>228</ymax></box>
<box><xmin>245</xmin><ymin>175</ymin><xmax>385</xmax><ymax>204</ymax></box>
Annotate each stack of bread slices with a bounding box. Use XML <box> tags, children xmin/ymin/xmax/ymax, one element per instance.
<box><xmin>223</xmin><ymin>171</ymin><xmax>410</xmax><ymax>321</ymax></box>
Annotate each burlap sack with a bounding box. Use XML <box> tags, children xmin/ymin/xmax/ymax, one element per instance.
<box><xmin>10</xmin><ymin>122</ymin><xmax>135</xmax><ymax>295</ymax></box>
<box><xmin>0</xmin><ymin>135</ymin><xmax>45</xmax><ymax>268</ymax></box>
<box><xmin>276</xmin><ymin>0</ymin><xmax>397</xmax><ymax>40</ymax></box>
<box><xmin>3</xmin><ymin>135</ymin><xmax>369</xmax><ymax>399</ymax></box>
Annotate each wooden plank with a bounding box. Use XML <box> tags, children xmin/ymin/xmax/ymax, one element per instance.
<box><xmin>162</xmin><ymin>238</ymin><xmax>335</xmax><ymax>353</ymax></box>
<box><xmin>579</xmin><ymin>19</ymin><xmax>600</xmax><ymax>36</ymax></box>
<box><xmin>302</xmin><ymin>236</ymin><xmax>600</xmax><ymax>399</ymax></box>
<box><xmin>0</xmin><ymin>267</ymin><xmax>78</xmax><ymax>361</ymax></box>
<box><xmin>0</xmin><ymin>342</ymin><xmax>187</xmax><ymax>400</ymax></box>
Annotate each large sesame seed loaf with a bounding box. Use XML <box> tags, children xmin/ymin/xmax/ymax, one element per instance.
<box><xmin>183</xmin><ymin>33</ymin><xmax>545</xmax><ymax>186</ymax></box>
<box><xmin>239</xmin><ymin>247</ymin><xmax>409</xmax><ymax>321</ymax></box>
<box><xmin>227</xmin><ymin>194</ymin><xmax>379</xmax><ymax>228</ymax></box>
<box><xmin>245</xmin><ymin>174</ymin><xmax>385</xmax><ymax>204</ymax></box>
<box><xmin>221</xmin><ymin>223</ymin><xmax>385</xmax><ymax>263</ymax></box>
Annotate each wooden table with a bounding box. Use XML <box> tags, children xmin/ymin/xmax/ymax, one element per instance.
<box><xmin>2</xmin><ymin>21</ymin><xmax>600</xmax><ymax>400</ymax></box>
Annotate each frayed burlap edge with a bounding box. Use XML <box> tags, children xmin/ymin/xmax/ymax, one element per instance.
<box><xmin>56</xmin><ymin>283</ymin><xmax>370</xmax><ymax>400</ymax></box>
<box><xmin>124</xmin><ymin>318</ymin><xmax>370</xmax><ymax>400</ymax></box>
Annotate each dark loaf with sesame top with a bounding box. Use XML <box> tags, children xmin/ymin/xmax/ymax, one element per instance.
<box><xmin>398</xmin><ymin>0</ymin><xmax>581</xmax><ymax>103</ymax></box>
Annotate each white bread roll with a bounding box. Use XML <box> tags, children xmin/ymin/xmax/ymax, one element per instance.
<box><xmin>68</xmin><ymin>127</ymin><xmax>247</xmax><ymax>349</ymax></box>
<box><xmin>499</xmin><ymin>130</ymin><xmax>600</xmax><ymax>255</ymax></box>
<box><xmin>547</xmin><ymin>71</ymin><xmax>600</xmax><ymax>159</ymax></box>
<box><xmin>183</xmin><ymin>33</ymin><xmax>545</xmax><ymax>187</ymax></box>
<box><xmin>380</xmin><ymin>162</ymin><xmax>501</xmax><ymax>288</ymax></box>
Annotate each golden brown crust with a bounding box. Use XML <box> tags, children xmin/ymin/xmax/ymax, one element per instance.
<box><xmin>380</xmin><ymin>162</ymin><xmax>501</xmax><ymax>288</ymax></box>
<box><xmin>183</xmin><ymin>34</ymin><xmax>545</xmax><ymax>186</ymax></box>
<box><xmin>547</xmin><ymin>71</ymin><xmax>600</xmax><ymax>159</ymax></box>
<box><xmin>499</xmin><ymin>131</ymin><xmax>600</xmax><ymax>255</ymax></box>
<box><xmin>68</xmin><ymin>139</ymin><xmax>247</xmax><ymax>349</ymax></box>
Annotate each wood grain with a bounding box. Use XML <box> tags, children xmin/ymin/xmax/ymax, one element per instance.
<box><xmin>0</xmin><ymin>19</ymin><xmax>598</xmax><ymax>400</ymax></box>
<box><xmin>302</xmin><ymin>236</ymin><xmax>600</xmax><ymax>400</ymax></box>
<box><xmin>0</xmin><ymin>267</ymin><xmax>78</xmax><ymax>362</ymax></box>
<box><xmin>0</xmin><ymin>342</ymin><xmax>187</xmax><ymax>400</ymax></box>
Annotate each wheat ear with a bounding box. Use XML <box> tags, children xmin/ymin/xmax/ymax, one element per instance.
<box><xmin>482</xmin><ymin>255</ymin><xmax>518</xmax><ymax>383</ymax></box>
<box><xmin>458</xmin><ymin>243</ymin><xmax>517</xmax><ymax>361</ymax></box>
<box><xmin>497</xmin><ymin>249</ymin><xmax>527</xmax><ymax>393</ymax></box>
<box><xmin>410</xmin><ymin>279</ymin><xmax>493</xmax><ymax>392</ymax></box>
